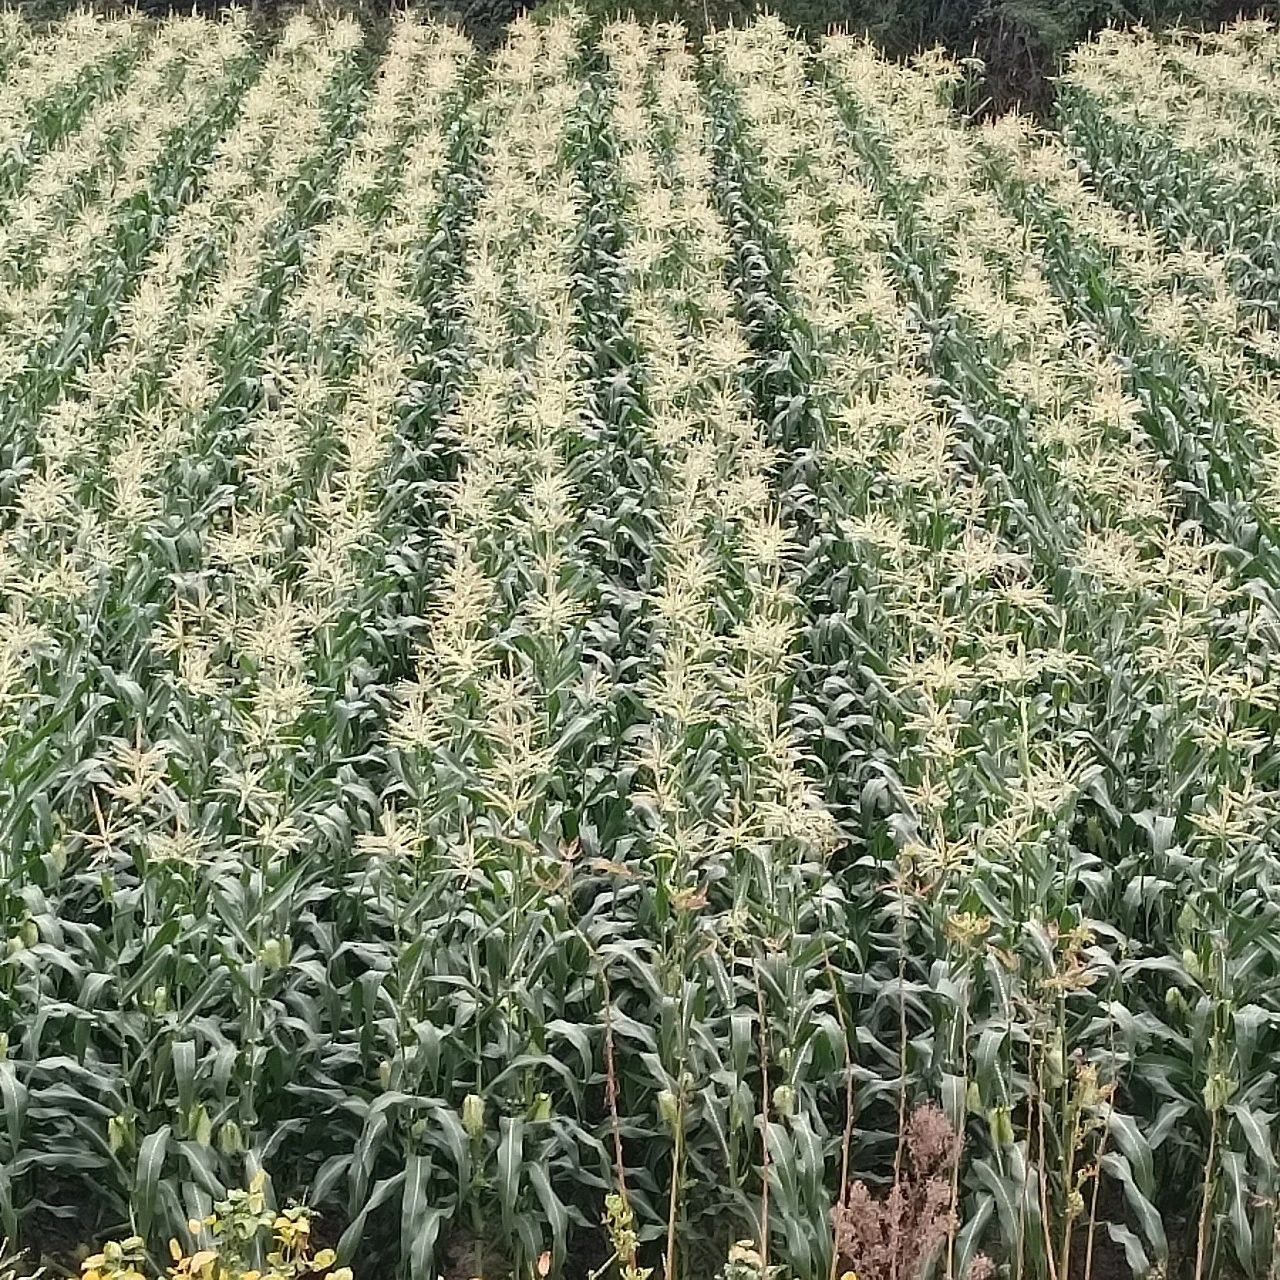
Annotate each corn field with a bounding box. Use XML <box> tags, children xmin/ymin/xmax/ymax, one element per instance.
<box><xmin>1</xmin><ymin>6</ymin><xmax>1279</xmax><ymax>1279</ymax></box>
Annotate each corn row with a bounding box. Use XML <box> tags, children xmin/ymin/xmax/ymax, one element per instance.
<box><xmin>827</xmin><ymin>35</ymin><xmax>1280</xmax><ymax>1277</ymax></box>
<box><xmin>0</xmin><ymin>21</ymin><xmax>363</xmax><ymax>941</ymax></box>
<box><xmin>0</xmin><ymin>11</ymin><xmax>139</xmax><ymax>192</ymax></box>
<box><xmin>388</xmin><ymin>16</ymin><xmax>586</xmax><ymax>827</ymax></box>
<box><xmin>5</xmin><ymin>17</ymin><xmax>360</xmax><ymax>576</ymax></box>
<box><xmin>0</xmin><ymin>15</ymin><xmax>253</xmax><ymax>385</ymax></box>
<box><xmin>974</xmin><ymin>116</ymin><xmax>1280</xmax><ymax>532</ymax></box>
<box><xmin>1065</xmin><ymin>25</ymin><xmax>1280</xmax><ymax>184</ymax></box>
<box><xmin>376</xmin><ymin>15</ymin><xmax>592</xmax><ymax>1265</ymax></box>
<box><xmin>603</xmin><ymin>20</ymin><xmax>845</xmax><ymax>1264</ymax></box>
<box><xmin>0</xmin><ymin>9</ymin><xmax>29</xmax><ymax>69</ymax></box>
<box><xmin>3</xmin><ymin>25</ymin><xmax>198</xmax><ymax>271</ymax></box>
<box><xmin>168</xmin><ymin>16</ymin><xmax>469</xmax><ymax>724</ymax></box>
<box><xmin>1059</xmin><ymin>25</ymin><xmax>1280</xmax><ymax>322</ymax></box>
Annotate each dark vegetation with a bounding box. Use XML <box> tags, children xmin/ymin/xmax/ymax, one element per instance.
<box><xmin>9</xmin><ymin>0</ymin><xmax>1278</xmax><ymax>111</ymax></box>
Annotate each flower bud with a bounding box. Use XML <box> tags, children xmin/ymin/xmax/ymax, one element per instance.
<box><xmin>1203</xmin><ymin>1071</ymin><xmax>1236</xmax><ymax>1113</ymax></box>
<box><xmin>1044</xmin><ymin>1030</ymin><xmax>1065</xmax><ymax>1089</ymax></box>
<box><xmin>192</xmin><ymin>1105</ymin><xmax>213</xmax><ymax>1148</ymax></box>
<box><xmin>986</xmin><ymin>1106</ymin><xmax>1014</xmax><ymax>1148</ymax></box>
<box><xmin>462</xmin><ymin>1092</ymin><xmax>485</xmax><ymax>1141</ymax></box>
<box><xmin>1177</xmin><ymin>901</ymin><xmax>1197</xmax><ymax>938</ymax></box>
<box><xmin>108</xmin><ymin>1114</ymin><xmax>132</xmax><ymax>1154</ymax></box>
<box><xmin>657</xmin><ymin>1088</ymin><xmax>681</xmax><ymax>1134</ymax></box>
<box><xmin>218</xmin><ymin>1120</ymin><xmax>244</xmax><ymax>1155</ymax></box>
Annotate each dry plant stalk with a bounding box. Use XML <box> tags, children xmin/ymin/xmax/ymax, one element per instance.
<box><xmin>834</xmin><ymin>1105</ymin><xmax>994</xmax><ymax>1280</ymax></box>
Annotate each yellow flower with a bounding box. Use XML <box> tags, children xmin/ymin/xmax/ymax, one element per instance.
<box><xmin>314</xmin><ymin>1249</ymin><xmax>337</xmax><ymax>1269</ymax></box>
<box><xmin>325</xmin><ymin>1269</ymin><xmax>354</xmax><ymax>1280</ymax></box>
